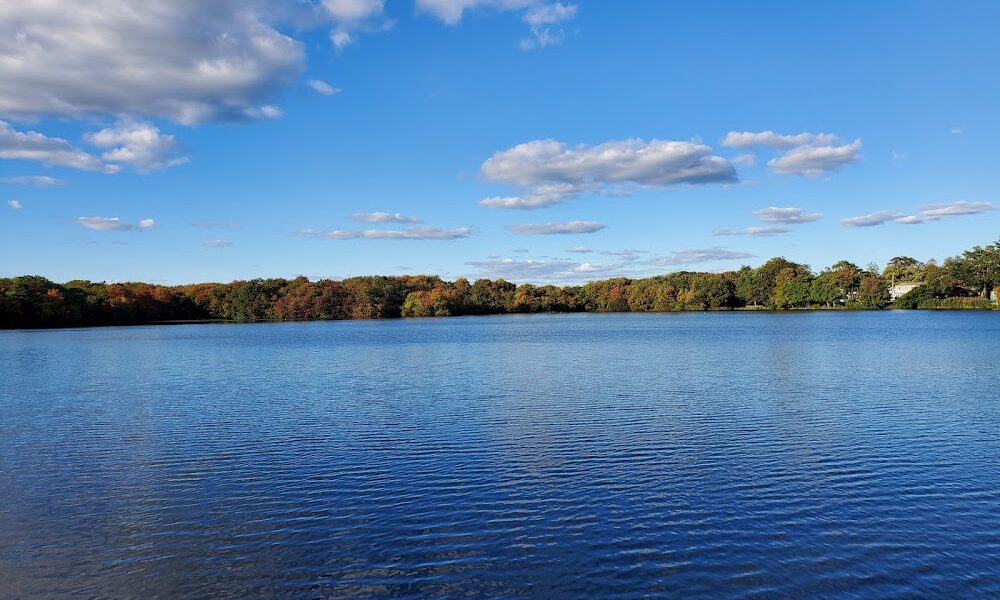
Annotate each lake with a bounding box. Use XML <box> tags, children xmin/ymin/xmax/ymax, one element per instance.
<box><xmin>1</xmin><ymin>312</ymin><xmax>998</xmax><ymax>598</ymax></box>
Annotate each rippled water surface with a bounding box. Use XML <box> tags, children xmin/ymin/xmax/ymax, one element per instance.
<box><xmin>1</xmin><ymin>312</ymin><xmax>999</xmax><ymax>598</ymax></box>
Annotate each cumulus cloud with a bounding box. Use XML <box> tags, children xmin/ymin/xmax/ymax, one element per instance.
<box><xmin>507</xmin><ymin>220</ymin><xmax>606</xmax><ymax>235</ymax></box>
<box><xmin>768</xmin><ymin>139</ymin><xmax>863</xmax><ymax>176</ymax></box>
<box><xmin>296</xmin><ymin>226</ymin><xmax>477</xmax><ymax>240</ymax></box>
<box><xmin>484</xmin><ymin>139</ymin><xmax>736</xmax><ymax>186</ymax></box>
<box><xmin>84</xmin><ymin>119</ymin><xmax>188</xmax><ymax>171</ymax></box>
<box><xmin>918</xmin><ymin>201</ymin><xmax>993</xmax><ymax>220</ymax></box>
<box><xmin>713</xmin><ymin>226</ymin><xmax>791</xmax><ymax>237</ymax></box>
<box><xmin>1</xmin><ymin>121</ymin><xmax>117</xmax><ymax>173</ymax></box>
<box><xmin>566</xmin><ymin>246</ymin><xmax>592</xmax><ymax>253</ymax></box>
<box><xmin>0</xmin><ymin>175</ymin><xmax>64</xmax><ymax>186</ymax></box>
<box><xmin>351</xmin><ymin>211</ymin><xmax>422</xmax><ymax>224</ymax></box>
<box><xmin>647</xmin><ymin>248</ymin><xmax>754</xmax><ymax>267</ymax></box>
<box><xmin>722</xmin><ymin>131</ymin><xmax>838</xmax><ymax>149</ymax></box>
<box><xmin>307</xmin><ymin>79</ymin><xmax>340</xmax><ymax>96</ymax></box>
<box><xmin>202</xmin><ymin>239</ymin><xmax>234</xmax><ymax>248</ymax></box>
<box><xmin>8</xmin><ymin>199</ymin><xmax>23</xmax><ymax>209</ymax></box>
<box><xmin>729</xmin><ymin>153</ymin><xmax>756</xmax><ymax>167</ymax></box>
<box><xmin>0</xmin><ymin>1</ymin><xmax>306</xmax><ymax>125</ymax></box>
<box><xmin>77</xmin><ymin>217</ymin><xmax>156</xmax><ymax>231</ymax></box>
<box><xmin>723</xmin><ymin>131</ymin><xmax>862</xmax><ymax>177</ymax></box>
<box><xmin>752</xmin><ymin>207</ymin><xmax>824</xmax><ymax>224</ymax></box>
<box><xmin>479</xmin><ymin>182</ymin><xmax>583</xmax><ymax>209</ymax></box>
<box><xmin>481</xmin><ymin>138</ymin><xmax>736</xmax><ymax>209</ymax></box>
<box><xmin>840</xmin><ymin>211</ymin><xmax>908</xmax><ymax>227</ymax></box>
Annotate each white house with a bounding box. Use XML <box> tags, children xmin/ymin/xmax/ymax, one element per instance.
<box><xmin>890</xmin><ymin>281</ymin><xmax>923</xmax><ymax>302</ymax></box>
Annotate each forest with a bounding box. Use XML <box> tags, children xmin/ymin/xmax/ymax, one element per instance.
<box><xmin>2</xmin><ymin>240</ymin><xmax>998</xmax><ymax>329</ymax></box>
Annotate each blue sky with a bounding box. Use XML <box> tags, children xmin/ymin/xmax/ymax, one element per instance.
<box><xmin>2</xmin><ymin>0</ymin><xmax>998</xmax><ymax>284</ymax></box>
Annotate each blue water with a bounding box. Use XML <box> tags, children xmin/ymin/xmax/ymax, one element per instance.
<box><xmin>1</xmin><ymin>312</ymin><xmax>998</xmax><ymax>598</ymax></box>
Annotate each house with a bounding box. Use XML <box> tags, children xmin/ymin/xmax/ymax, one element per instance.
<box><xmin>890</xmin><ymin>281</ymin><xmax>923</xmax><ymax>302</ymax></box>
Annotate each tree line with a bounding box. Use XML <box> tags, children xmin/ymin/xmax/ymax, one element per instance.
<box><xmin>2</xmin><ymin>239</ymin><xmax>997</xmax><ymax>329</ymax></box>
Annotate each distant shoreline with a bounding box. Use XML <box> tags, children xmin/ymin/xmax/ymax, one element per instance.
<box><xmin>3</xmin><ymin>239</ymin><xmax>998</xmax><ymax>329</ymax></box>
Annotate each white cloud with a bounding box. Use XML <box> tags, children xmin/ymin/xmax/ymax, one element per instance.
<box><xmin>203</xmin><ymin>239</ymin><xmax>234</xmax><ymax>248</ymax></box>
<box><xmin>1</xmin><ymin>121</ymin><xmax>117</xmax><ymax>173</ymax></box>
<box><xmin>192</xmin><ymin>221</ymin><xmax>240</xmax><ymax>230</ymax></box>
<box><xmin>322</xmin><ymin>0</ymin><xmax>385</xmax><ymax>22</ymax></box>
<box><xmin>296</xmin><ymin>226</ymin><xmax>477</xmax><ymax>240</ymax></box>
<box><xmin>752</xmin><ymin>207</ymin><xmax>824</xmax><ymax>224</ymax></box>
<box><xmin>722</xmin><ymin>131</ymin><xmax>838</xmax><ymax>149</ymax></box>
<box><xmin>465</xmin><ymin>256</ymin><xmax>630</xmax><ymax>283</ymax></box>
<box><xmin>519</xmin><ymin>2</ymin><xmax>576</xmax><ymax>50</ymax></box>
<box><xmin>0</xmin><ymin>175</ymin><xmax>64</xmax><ymax>186</ymax></box>
<box><xmin>648</xmin><ymin>248</ymin><xmax>754</xmax><ymax>267</ymax></box>
<box><xmin>416</xmin><ymin>0</ymin><xmax>536</xmax><ymax>25</ymax></box>
<box><xmin>729</xmin><ymin>153</ymin><xmax>756</xmax><ymax>167</ymax></box>
<box><xmin>8</xmin><ymin>199</ymin><xmax>23</xmax><ymax>209</ymax></box>
<box><xmin>481</xmin><ymin>138</ymin><xmax>737</xmax><ymax>209</ymax></box>
<box><xmin>713</xmin><ymin>226</ymin><xmax>791</xmax><ymax>237</ymax></box>
<box><xmin>600</xmin><ymin>249</ymin><xmax>647</xmax><ymax>261</ymax></box>
<box><xmin>331</xmin><ymin>29</ymin><xmax>355</xmax><ymax>49</ymax></box>
<box><xmin>417</xmin><ymin>1</ymin><xmax>577</xmax><ymax>50</ymax></box>
<box><xmin>523</xmin><ymin>2</ymin><xmax>576</xmax><ymax>25</ymax></box>
<box><xmin>840</xmin><ymin>211</ymin><xmax>907</xmax><ymax>227</ymax></box>
<box><xmin>840</xmin><ymin>202</ymin><xmax>993</xmax><ymax>227</ymax></box>
<box><xmin>566</xmin><ymin>246</ymin><xmax>592</xmax><ymax>253</ymax></box>
<box><xmin>466</xmin><ymin>248</ymin><xmax>753</xmax><ymax>282</ymax></box>
<box><xmin>507</xmin><ymin>220</ymin><xmax>606</xmax><ymax>235</ymax></box>
<box><xmin>321</xmin><ymin>0</ymin><xmax>388</xmax><ymax>50</ymax></box>
<box><xmin>768</xmin><ymin>139</ymin><xmax>863</xmax><ymax>176</ymax></box>
<box><xmin>77</xmin><ymin>216</ymin><xmax>156</xmax><ymax>231</ymax></box>
<box><xmin>723</xmin><ymin>131</ymin><xmax>862</xmax><ymax>177</ymax></box>
<box><xmin>307</xmin><ymin>79</ymin><xmax>340</xmax><ymax>96</ymax></box>
<box><xmin>245</xmin><ymin>104</ymin><xmax>283</xmax><ymax>120</ymax></box>
<box><xmin>484</xmin><ymin>139</ymin><xmax>736</xmax><ymax>186</ymax></box>
<box><xmin>84</xmin><ymin>119</ymin><xmax>188</xmax><ymax>171</ymax></box>
<box><xmin>351</xmin><ymin>211</ymin><xmax>421</xmax><ymax>224</ymax></box>
<box><xmin>918</xmin><ymin>201</ymin><xmax>993</xmax><ymax>220</ymax></box>
<box><xmin>0</xmin><ymin>2</ymin><xmax>305</xmax><ymax>125</ymax></box>
<box><xmin>480</xmin><ymin>196</ymin><xmax>541</xmax><ymax>209</ymax></box>
<box><xmin>479</xmin><ymin>182</ymin><xmax>582</xmax><ymax>209</ymax></box>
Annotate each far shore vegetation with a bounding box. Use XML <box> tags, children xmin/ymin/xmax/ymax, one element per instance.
<box><xmin>2</xmin><ymin>240</ymin><xmax>998</xmax><ymax>329</ymax></box>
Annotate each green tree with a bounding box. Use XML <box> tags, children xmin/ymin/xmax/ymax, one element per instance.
<box><xmin>856</xmin><ymin>275</ymin><xmax>889</xmax><ymax>309</ymax></box>
<box><xmin>947</xmin><ymin>239</ymin><xmax>1000</xmax><ymax>297</ymax></box>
